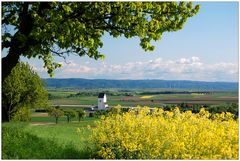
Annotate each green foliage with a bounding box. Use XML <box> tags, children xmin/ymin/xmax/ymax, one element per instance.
<box><xmin>175</xmin><ymin>103</ymin><xmax>239</xmax><ymax>118</ymax></box>
<box><xmin>208</xmin><ymin>103</ymin><xmax>238</xmax><ymax>117</ymax></box>
<box><xmin>48</xmin><ymin>108</ymin><xmax>64</xmax><ymax>124</ymax></box>
<box><xmin>94</xmin><ymin>106</ymin><xmax>123</xmax><ymax>118</ymax></box>
<box><xmin>64</xmin><ymin>109</ymin><xmax>77</xmax><ymax>123</ymax></box>
<box><xmin>95</xmin><ymin>110</ymin><xmax>109</xmax><ymax>118</ymax></box>
<box><xmin>44</xmin><ymin>79</ymin><xmax>238</xmax><ymax>91</ymax></box>
<box><xmin>2</xmin><ymin>62</ymin><xmax>48</xmax><ymax>121</ymax></box>
<box><xmin>2</xmin><ymin>123</ymin><xmax>92</xmax><ymax>159</ymax></box>
<box><xmin>2</xmin><ymin>2</ymin><xmax>200</xmax><ymax>76</ymax></box>
<box><xmin>11</xmin><ymin>107</ymin><xmax>31</xmax><ymax>122</ymax></box>
<box><xmin>89</xmin><ymin>113</ymin><xmax>95</xmax><ymax>118</ymax></box>
<box><xmin>109</xmin><ymin>105</ymin><xmax>122</xmax><ymax>115</ymax></box>
<box><xmin>75</xmin><ymin>109</ymin><xmax>86</xmax><ymax>122</ymax></box>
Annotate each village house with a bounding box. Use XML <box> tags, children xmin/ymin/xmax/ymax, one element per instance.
<box><xmin>98</xmin><ymin>93</ymin><xmax>108</xmax><ymax>110</ymax></box>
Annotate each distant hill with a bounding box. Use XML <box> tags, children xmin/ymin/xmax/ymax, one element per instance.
<box><xmin>43</xmin><ymin>78</ymin><xmax>238</xmax><ymax>91</ymax></box>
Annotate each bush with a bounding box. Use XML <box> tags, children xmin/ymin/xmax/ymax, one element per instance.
<box><xmin>95</xmin><ymin>110</ymin><xmax>109</xmax><ymax>118</ymax></box>
<box><xmin>11</xmin><ymin>107</ymin><xmax>31</xmax><ymax>122</ymax></box>
<box><xmin>89</xmin><ymin>113</ymin><xmax>95</xmax><ymax>117</ymax></box>
<box><xmin>208</xmin><ymin>103</ymin><xmax>238</xmax><ymax>117</ymax></box>
<box><xmin>35</xmin><ymin>109</ymin><xmax>47</xmax><ymax>112</ymax></box>
<box><xmin>91</xmin><ymin>107</ymin><xmax>238</xmax><ymax>159</ymax></box>
<box><xmin>108</xmin><ymin>105</ymin><xmax>122</xmax><ymax>115</ymax></box>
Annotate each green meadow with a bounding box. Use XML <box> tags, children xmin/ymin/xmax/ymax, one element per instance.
<box><xmin>2</xmin><ymin>118</ymin><xmax>98</xmax><ymax>159</ymax></box>
<box><xmin>2</xmin><ymin>89</ymin><xmax>238</xmax><ymax>159</ymax></box>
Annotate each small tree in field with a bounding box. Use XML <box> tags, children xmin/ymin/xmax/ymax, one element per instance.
<box><xmin>76</xmin><ymin>109</ymin><xmax>86</xmax><ymax>122</ymax></box>
<box><xmin>48</xmin><ymin>108</ymin><xmax>64</xmax><ymax>124</ymax></box>
<box><xmin>64</xmin><ymin>110</ymin><xmax>77</xmax><ymax>123</ymax></box>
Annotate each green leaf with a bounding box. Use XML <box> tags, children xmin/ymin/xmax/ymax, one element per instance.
<box><xmin>2</xmin><ymin>2</ymin><xmax>200</xmax><ymax>78</ymax></box>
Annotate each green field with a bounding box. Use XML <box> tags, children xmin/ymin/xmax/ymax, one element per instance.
<box><xmin>2</xmin><ymin>88</ymin><xmax>238</xmax><ymax>159</ymax></box>
<box><xmin>48</xmin><ymin>89</ymin><xmax>238</xmax><ymax>107</ymax></box>
<box><xmin>3</xmin><ymin>105</ymin><xmax>238</xmax><ymax>159</ymax></box>
<box><xmin>31</xmin><ymin>114</ymin><xmax>96</xmax><ymax>123</ymax></box>
<box><xmin>2</xmin><ymin>117</ymin><xmax>98</xmax><ymax>159</ymax></box>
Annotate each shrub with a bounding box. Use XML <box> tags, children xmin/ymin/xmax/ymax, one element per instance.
<box><xmin>91</xmin><ymin>107</ymin><xmax>238</xmax><ymax>159</ymax></box>
<box><xmin>208</xmin><ymin>103</ymin><xmax>238</xmax><ymax>117</ymax></box>
<box><xmin>108</xmin><ymin>105</ymin><xmax>122</xmax><ymax>115</ymax></box>
<box><xmin>89</xmin><ymin>113</ymin><xmax>95</xmax><ymax>117</ymax></box>
<box><xmin>95</xmin><ymin>110</ymin><xmax>109</xmax><ymax>118</ymax></box>
<box><xmin>11</xmin><ymin>107</ymin><xmax>31</xmax><ymax>122</ymax></box>
<box><xmin>35</xmin><ymin>109</ymin><xmax>47</xmax><ymax>112</ymax></box>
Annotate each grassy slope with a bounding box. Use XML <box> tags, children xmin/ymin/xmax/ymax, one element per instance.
<box><xmin>2</xmin><ymin>118</ymin><xmax>98</xmax><ymax>159</ymax></box>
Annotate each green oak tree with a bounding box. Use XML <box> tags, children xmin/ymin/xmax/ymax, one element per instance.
<box><xmin>2</xmin><ymin>62</ymin><xmax>48</xmax><ymax>122</ymax></box>
<box><xmin>2</xmin><ymin>2</ymin><xmax>200</xmax><ymax>121</ymax></box>
<box><xmin>2</xmin><ymin>2</ymin><xmax>200</xmax><ymax>80</ymax></box>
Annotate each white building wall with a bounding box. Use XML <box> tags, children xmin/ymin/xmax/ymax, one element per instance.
<box><xmin>103</xmin><ymin>95</ymin><xmax>107</xmax><ymax>103</ymax></box>
<box><xmin>98</xmin><ymin>98</ymin><xmax>105</xmax><ymax>110</ymax></box>
<box><xmin>98</xmin><ymin>94</ymin><xmax>107</xmax><ymax>110</ymax></box>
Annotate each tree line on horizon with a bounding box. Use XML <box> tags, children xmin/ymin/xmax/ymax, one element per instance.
<box><xmin>44</xmin><ymin>78</ymin><xmax>238</xmax><ymax>91</ymax></box>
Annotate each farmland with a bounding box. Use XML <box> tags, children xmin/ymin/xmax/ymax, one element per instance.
<box><xmin>2</xmin><ymin>88</ymin><xmax>239</xmax><ymax>159</ymax></box>
<box><xmin>48</xmin><ymin>88</ymin><xmax>238</xmax><ymax>107</ymax></box>
<box><xmin>2</xmin><ymin>105</ymin><xmax>238</xmax><ymax>159</ymax></box>
<box><xmin>2</xmin><ymin>1</ymin><xmax>238</xmax><ymax>159</ymax></box>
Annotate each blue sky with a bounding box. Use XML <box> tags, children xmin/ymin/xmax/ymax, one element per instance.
<box><xmin>10</xmin><ymin>2</ymin><xmax>240</xmax><ymax>81</ymax></box>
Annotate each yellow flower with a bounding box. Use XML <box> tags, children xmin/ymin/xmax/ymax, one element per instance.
<box><xmin>90</xmin><ymin>106</ymin><xmax>238</xmax><ymax>159</ymax></box>
<box><xmin>76</xmin><ymin>127</ymin><xmax>81</xmax><ymax>133</ymax></box>
<box><xmin>87</xmin><ymin>125</ymin><xmax>91</xmax><ymax>129</ymax></box>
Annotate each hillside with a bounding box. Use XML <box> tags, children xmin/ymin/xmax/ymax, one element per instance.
<box><xmin>43</xmin><ymin>78</ymin><xmax>238</xmax><ymax>91</ymax></box>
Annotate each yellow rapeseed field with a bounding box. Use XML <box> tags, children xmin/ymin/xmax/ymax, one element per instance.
<box><xmin>91</xmin><ymin>107</ymin><xmax>238</xmax><ymax>159</ymax></box>
<box><xmin>140</xmin><ymin>95</ymin><xmax>154</xmax><ymax>99</ymax></box>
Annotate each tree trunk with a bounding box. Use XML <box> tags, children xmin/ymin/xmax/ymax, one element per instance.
<box><xmin>2</xmin><ymin>106</ymin><xmax>9</xmax><ymax>122</ymax></box>
<box><xmin>67</xmin><ymin>116</ymin><xmax>70</xmax><ymax>123</ymax></box>
<box><xmin>2</xmin><ymin>46</ymin><xmax>21</xmax><ymax>122</ymax></box>
<box><xmin>2</xmin><ymin>2</ymin><xmax>31</xmax><ymax>82</ymax></box>
<box><xmin>56</xmin><ymin>117</ymin><xmax>58</xmax><ymax>124</ymax></box>
<box><xmin>2</xmin><ymin>2</ymin><xmax>33</xmax><ymax>122</ymax></box>
<box><xmin>2</xmin><ymin>52</ymin><xmax>20</xmax><ymax>83</ymax></box>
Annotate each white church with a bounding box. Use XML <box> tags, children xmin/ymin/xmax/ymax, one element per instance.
<box><xmin>98</xmin><ymin>93</ymin><xmax>108</xmax><ymax>110</ymax></box>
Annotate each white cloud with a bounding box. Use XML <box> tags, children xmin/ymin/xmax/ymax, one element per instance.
<box><xmin>64</xmin><ymin>65</ymin><xmax>93</xmax><ymax>73</ymax></box>
<box><xmin>32</xmin><ymin>57</ymin><xmax>238</xmax><ymax>82</ymax></box>
<box><xmin>30</xmin><ymin>64</ymin><xmax>47</xmax><ymax>73</ymax></box>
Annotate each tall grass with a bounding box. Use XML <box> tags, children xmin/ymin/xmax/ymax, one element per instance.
<box><xmin>2</xmin><ymin>120</ymin><xmax>97</xmax><ymax>159</ymax></box>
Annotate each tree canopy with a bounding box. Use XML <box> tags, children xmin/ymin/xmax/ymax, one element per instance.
<box><xmin>48</xmin><ymin>107</ymin><xmax>64</xmax><ymax>124</ymax></box>
<box><xmin>2</xmin><ymin>62</ymin><xmax>48</xmax><ymax>121</ymax></box>
<box><xmin>2</xmin><ymin>2</ymin><xmax>200</xmax><ymax>79</ymax></box>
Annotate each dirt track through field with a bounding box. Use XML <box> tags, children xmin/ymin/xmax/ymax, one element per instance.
<box><xmin>31</xmin><ymin>122</ymin><xmax>55</xmax><ymax>125</ymax></box>
<box><xmin>32</xmin><ymin>113</ymin><xmax>48</xmax><ymax>117</ymax></box>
